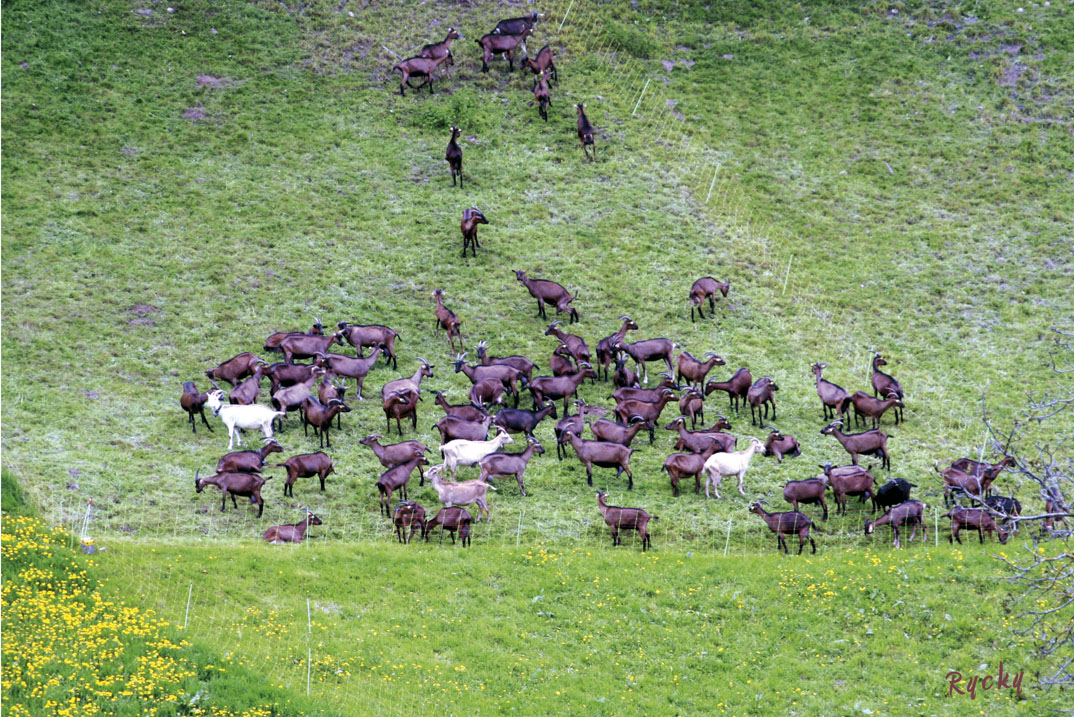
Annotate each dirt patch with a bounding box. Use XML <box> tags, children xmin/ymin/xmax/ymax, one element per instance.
<box><xmin>128</xmin><ymin>303</ymin><xmax>161</xmax><ymax>327</ymax></box>
<box><xmin>196</xmin><ymin>74</ymin><xmax>239</xmax><ymax>89</ymax></box>
<box><xmin>182</xmin><ymin>106</ymin><xmax>207</xmax><ymax>121</ymax></box>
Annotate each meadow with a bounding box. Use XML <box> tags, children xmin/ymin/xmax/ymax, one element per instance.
<box><xmin>2</xmin><ymin>0</ymin><xmax>1072</xmax><ymax>713</ymax></box>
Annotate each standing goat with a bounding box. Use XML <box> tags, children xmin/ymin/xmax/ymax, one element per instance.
<box><xmin>749</xmin><ymin>501</ymin><xmax>820</xmax><ymax>554</ymax></box>
<box><xmin>420</xmin><ymin>28</ymin><xmax>461</xmax><ymax>72</ymax></box>
<box><xmin>576</xmin><ymin>103</ymin><xmax>595</xmax><ymax>162</ymax></box>
<box><xmin>383</xmin><ymin>390</ymin><xmax>420</xmax><ymax>436</ymax></box>
<box><xmin>811</xmin><ymin>362</ymin><xmax>851</xmax><ymax>421</ymax></box>
<box><xmin>595</xmin><ymin>316</ymin><xmax>638</xmax><ymax>381</ymax></box>
<box><xmin>515</xmin><ymin>270</ymin><xmax>578</xmax><ymax>323</ymax></box>
<box><xmin>206</xmin><ymin>352</ymin><xmax>263</xmax><ymax>388</ymax></box>
<box><xmin>205</xmin><ymin>390</ymin><xmax>284</xmax><ymax>450</ymax></box>
<box><xmin>336</xmin><ymin>321</ymin><xmax>400</xmax><ymax>370</ymax></box>
<box><xmin>445</xmin><ymin>125</ymin><xmax>463</xmax><ymax>187</ymax></box>
<box><xmin>676</xmin><ymin>351</ymin><xmax>725</xmax><ymax>389</ymax></box>
<box><xmin>439</xmin><ymin>427</ymin><xmax>514</xmax><ymax>479</ymax></box>
<box><xmin>391</xmin><ymin>53</ymin><xmax>450</xmax><ymax>96</ymax></box>
<box><xmin>375</xmin><ymin>456</ymin><xmax>428</xmax><ymax>517</ymax></box>
<box><xmin>561</xmin><ymin>432</ymin><xmax>635</xmax><ymax>489</ymax></box>
<box><xmin>701</xmin><ymin>437</ymin><xmax>766</xmax><ymax>499</ymax></box>
<box><xmin>424</xmin><ymin>506</ymin><xmax>473</xmax><ymax>546</ymax></box>
<box><xmin>476</xmin><ymin>27</ymin><xmax>532</xmax><ymax>72</ymax></box>
<box><xmin>689</xmin><ymin>277</ymin><xmax>729</xmax><ymax>322</ymax></box>
<box><xmin>871</xmin><ymin>353</ymin><xmax>904</xmax><ymax>424</ymax></box>
<box><xmin>195</xmin><ymin>469</ymin><xmax>269</xmax><ymax>518</ymax></box>
<box><xmin>596</xmin><ymin>491</ymin><xmax>658</xmax><ymax>551</ymax></box>
<box><xmin>433</xmin><ymin>289</ymin><xmax>463</xmax><ymax>351</ymax></box>
<box><xmin>522</xmin><ymin>44</ymin><xmax>557</xmax><ymax>84</ymax></box>
<box><xmin>180</xmin><ymin>381</ymin><xmax>214</xmax><ymax>433</ymax></box>
<box><xmin>865</xmin><ymin>501</ymin><xmax>926</xmax><ymax>548</ymax></box>
<box><xmin>275</xmin><ymin>452</ymin><xmax>334</xmax><ymax>498</ymax></box>
<box><xmin>747</xmin><ymin>376</ymin><xmax>779</xmax><ymax>426</ymax></box>
<box><xmin>381</xmin><ymin>358</ymin><xmax>434</xmax><ymax>401</ymax></box>
<box><xmin>821</xmin><ymin>420</ymin><xmax>891</xmax><ymax>470</ymax></box>
<box><xmin>426</xmin><ymin>464</ymin><xmax>496</xmax><ymax>522</ymax></box>
<box><xmin>393</xmin><ymin>501</ymin><xmax>427</xmax><ymax>544</ymax></box>
<box><xmin>614</xmin><ymin>337</ymin><xmax>677</xmax><ymax>385</ymax></box>
<box><xmin>532</xmin><ymin>70</ymin><xmax>551</xmax><ymax>121</ymax></box>
<box><xmin>705</xmin><ymin>367</ymin><xmax>752</xmax><ymax>413</ymax></box>
<box><xmin>478</xmin><ymin>439</ymin><xmax>545</xmax><ymax>496</ymax></box>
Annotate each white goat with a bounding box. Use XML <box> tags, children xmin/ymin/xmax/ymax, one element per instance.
<box><xmin>206</xmin><ymin>390</ymin><xmax>285</xmax><ymax>450</ymax></box>
<box><xmin>426</xmin><ymin>464</ymin><xmax>496</xmax><ymax>522</ymax></box>
<box><xmin>439</xmin><ymin>427</ymin><xmax>513</xmax><ymax>478</ymax></box>
<box><xmin>702</xmin><ymin>437</ymin><xmax>766</xmax><ymax>499</ymax></box>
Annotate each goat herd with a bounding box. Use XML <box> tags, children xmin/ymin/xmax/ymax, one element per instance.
<box><xmin>179</xmin><ymin>268</ymin><xmax>1065</xmax><ymax>553</ymax></box>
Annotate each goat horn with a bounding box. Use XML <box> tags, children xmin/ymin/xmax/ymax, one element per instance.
<box><xmin>417</xmin><ymin>357</ymin><xmax>429</xmax><ymax>366</ymax></box>
<box><xmin>619</xmin><ymin>315</ymin><xmax>632</xmax><ymax>321</ymax></box>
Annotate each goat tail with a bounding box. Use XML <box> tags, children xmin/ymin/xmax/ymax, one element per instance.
<box><xmin>650</xmin><ymin>515</ymin><xmax>660</xmax><ymax>521</ymax></box>
<box><xmin>809</xmin><ymin>521</ymin><xmax>824</xmax><ymax>533</ymax></box>
<box><xmin>840</xmin><ymin>397</ymin><xmax>852</xmax><ymax>414</ymax></box>
<box><xmin>488</xmin><ymin>484</ymin><xmax>498</xmax><ymax>491</ymax></box>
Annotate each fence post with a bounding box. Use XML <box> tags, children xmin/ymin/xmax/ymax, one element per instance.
<box><xmin>724</xmin><ymin>516</ymin><xmax>733</xmax><ymax>556</ymax></box>
<box><xmin>183</xmin><ymin>583</ymin><xmax>193</xmax><ymax>630</ymax></box>
<box><xmin>306</xmin><ymin>597</ymin><xmax>312</xmax><ymax>697</ymax></box>
<box><xmin>632</xmin><ymin>78</ymin><xmax>651</xmax><ymax>116</ymax></box>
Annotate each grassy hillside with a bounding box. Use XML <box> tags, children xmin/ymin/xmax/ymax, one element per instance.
<box><xmin>2</xmin><ymin>0</ymin><xmax>1072</xmax><ymax>712</ymax></box>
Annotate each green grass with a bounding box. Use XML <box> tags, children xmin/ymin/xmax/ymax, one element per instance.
<box><xmin>2</xmin><ymin>0</ymin><xmax>1072</xmax><ymax>712</ymax></box>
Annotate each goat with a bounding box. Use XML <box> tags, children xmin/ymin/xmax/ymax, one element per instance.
<box><xmin>433</xmin><ymin>415</ymin><xmax>494</xmax><ymax>444</ymax></box>
<box><xmin>663</xmin><ymin>443</ymin><xmax>719</xmax><ymax>497</ymax></box>
<box><xmin>704</xmin><ymin>367</ymin><xmax>752</xmax><ymax>413</ymax></box>
<box><xmin>278</xmin><ymin>332</ymin><xmax>344</xmax><ymax>365</ymax></box>
<box><xmin>553</xmin><ymin>399</ymin><xmax>607</xmax><ymax>460</ymax></box>
<box><xmin>872</xmin><ymin>478</ymin><xmax>916</xmax><ymax>514</ymax></box>
<box><xmin>678</xmin><ymin>387</ymin><xmax>706</xmax><ymax>430</ymax></box>
<box><xmin>440</xmin><ymin>427</ymin><xmax>514</xmax><ymax>479</ymax></box>
<box><xmin>576</xmin><ymin>103</ymin><xmax>595</xmax><ymax>162</ymax></box>
<box><xmin>434</xmin><ymin>288</ymin><xmax>463</xmax><ymax>350</ymax></box>
<box><xmin>454</xmin><ymin>353</ymin><xmax>525</xmax><ymax>407</ymax></box>
<box><xmin>469</xmin><ymin>378</ymin><xmax>507</xmax><ymax>409</ymax></box>
<box><xmin>818</xmin><ymin>463</ymin><xmax>876</xmax><ymax>516</ymax></box>
<box><xmin>263</xmin><ymin>510</ymin><xmax>322</xmax><ymax>544</ymax></box>
<box><xmin>596</xmin><ymin>491</ymin><xmax>657</xmax><ymax>551</ymax></box>
<box><xmin>522</xmin><ymin>44</ymin><xmax>557</xmax><ymax>84</ymax></box>
<box><xmin>689</xmin><ymin>277</ymin><xmax>730</xmax><ymax>322</ymax></box>
<box><xmin>492</xmin><ymin>12</ymin><xmax>541</xmax><ymax>38</ymax></box>
<box><xmin>391</xmin><ymin>53</ymin><xmax>450</xmax><ymax>96</ymax></box>
<box><xmin>701</xmin><ymin>437</ymin><xmax>765</xmax><ymax>499</ymax></box>
<box><xmin>478</xmin><ymin>438</ymin><xmax>545</xmax><ymax>496</ymax></box>
<box><xmin>359</xmin><ymin>433</ymin><xmax>428</xmax><ymax>469</ymax></box>
<box><xmin>528</xmin><ymin>364</ymin><xmax>595</xmax><ymax>418</ymax></box>
<box><xmin>749</xmin><ymin>501</ymin><xmax>820</xmax><ymax>554</ymax></box>
<box><xmin>336</xmin><ymin>321</ymin><xmax>400</xmax><ymax>370</ymax></box>
<box><xmin>420</xmin><ymin>28</ymin><xmax>461</xmax><ymax>72</ymax></box>
<box><xmin>493</xmin><ymin>404</ymin><xmax>556</xmax><ymax>441</ymax></box>
<box><xmin>375</xmin><ymin>456</ymin><xmax>428</xmax><ymax>517</ymax></box>
<box><xmin>871</xmin><ymin>352</ymin><xmax>904</xmax><ymax>423</ymax></box>
<box><xmin>610</xmin><ymin>374</ymin><xmax>675</xmax><ymax>406</ymax></box>
<box><xmin>300</xmin><ymin>397</ymin><xmax>350</xmax><ymax>449</ymax></box>
<box><xmin>561</xmin><ymin>432</ymin><xmax>635</xmax><ymax>489</ymax></box>
<box><xmin>589</xmin><ymin>415</ymin><xmax>649</xmax><ymax>447</ymax></box>
<box><xmin>746</xmin><ymin>376</ymin><xmax>779</xmax><ymax>426</ymax></box>
<box><xmin>271</xmin><ymin>366</ymin><xmax>327</xmax><ymax>430</ymax></box>
<box><xmin>550</xmin><ymin>344</ymin><xmax>576</xmax><ymax>377</ymax></box>
<box><xmin>944</xmin><ymin>506</ymin><xmax>1010</xmax><ymax>544</ymax></box>
<box><xmin>544</xmin><ymin>321</ymin><xmax>590</xmax><ymax>365</ymax></box>
<box><xmin>665</xmin><ymin>415</ymin><xmax>736</xmax><ymax>454</ymax></box>
<box><xmin>274</xmin><ymin>452</ymin><xmax>334</xmax><ymax>498</ymax></box>
<box><xmin>432</xmin><ymin>390</ymin><xmax>488</xmax><ymax>422</ymax></box>
<box><xmin>762</xmin><ymin>427</ymin><xmax>801</xmax><ymax>463</ymax></box>
<box><xmin>206</xmin><ymin>390</ymin><xmax>285</xmax><ymax>450</ymax></box>
<box><xmin>950</xmin><ymin>457</ymin><xmax>1014</xmax><ymax>496</ymax></box>
<box><xmin>849</xmin><ymin>391</ymin><xmax>904</xmax><ymax>429</ymax></box>
<box><xmin>320</xmin><ymin>347</ymin><xmax>383</xmax><ymax>400</ymax></box>
<box><xmin>476</xmin><ymin>27</ymin><xmax>532</xmax><ymax>72</ymax></box>
<box><xmin>194</xmin><ymin>469</ymin><xmax>269</xmax><ymax>517</ymax></box>
<box><xmin>613</xmin><ymin>389</ymin><xmax>677</xmax><ymax>443</ymax></box>
<box><xmin>614</xmin><ymin>337</ymin><xmax>677</xmax><ymax>385</ymax></box>
<box><xmin>264</xmin><ymin>357</ymin><xmax>327</xmax><ymax>396</ymax></box>
<box><xmin>393</xmin><ymin>501</ymin><xmax>427</xmax><ymax>544</ymax></box>
<box><xmin>381</xmin><ymin>358</ymin><xmax>434</xmax><ymax>401</ymax></box>
<box><xmin>426</xmin><ymin>464</ymin><xmax>496</xmax><ymax>522</ymax></box>
<box><xmin>476</xmin><ymin>340</ymin><xmax>537</xmax><ymax>382</ymax></box>
<box><xmin>531</xmin><ymin>69</ymin><xmax>551</xmax><ymax>121</ymax></box>
<box><xmin>216</xmin><ymin>440</ymin><xmax>284</xmax><ymax>474</ymax></box>
<box><xmin>865</xmin><ymin>500</ymin><xmax>927</xmax><ymax>548</ymax></box>
<box><xmin>595</xmin><ymin>316</ymin><xmax>639</xmax><ymax>381</ymax></box>
<box><xmin>984</xmin><ymin>494</ymin><xmax>1022</xmax><ymax>519</ymax></box>
<box><xmin>811</xmin><ymin>362</ymin><xmax>851</xmax><ymax>421</ymax></box>
<box><xmin>383</xmin><ymin>390</ymin><xmax>420</xmax><ymax>435</ymax></box>
<box><xmin>783</xmin><ymin>479</ymin><xmax>829</xmax><ymax>521</ymax></box>
<box><xmin>515</xmin><ymin>270</ymin><xmax>578</xmax><ymax>323</ymax></box>
<box><xmin>676</xmin><ymin>351</ymin><xmax>725</xmax><ymax>389</ymax></box>
<box><xmin>228</xmin><ymin>361</ymin><xmax>267</xmax><ymax>405</ymax></box>
<box><xmin>423</xmin><ymin>506</ymin><xmax>473</xmax><ymax>546</ymax></box>
<box><xmin>612</xmin><ymin>353</ymin><xmax>641</xmax><ymax>389</ymax></box>
<box><xmin>1043</xmin><ymin>488</ymin><xmax>1070</xmax><ymax>534</ymax></box>
<box><xmin>445</xmin><ymin>125</ymin><xmax>463</xmax><ymax>187</ymax></box>
<box><xmin>180</xmin><ymin>381</ymin><xmax>214</xmax><ymax>433</ymax></box>
<box><xmin>206</xmin><ymin>352</ymin><xmax>263</xmax><ymax>387</ymax></box>
<box><xmin>316</xmin><ymin>377</ymin><xmax>349</xmax><ymax>428</ymax></box>
<box><xmin>820</xmin><ymin>420</ymin><xmax>891</xmax><ymax>470</ymax></box>
<box><xmin>937</xmin><ymin>464</ymin><xmax>988</xmax><ymax>507</ymax></box>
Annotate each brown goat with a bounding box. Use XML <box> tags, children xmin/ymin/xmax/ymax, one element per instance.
<box><xmin>393</xmin><ymin>501</ymin><xmax>427</xmax><ymax>544</ymax></box>
<box><xmin>614</xmin><ymin>338</ymin><xmax>677</xmax><ymax>385</ymax></box>
<box><xmin>676</xmin><ymin>351</ymin><xmax>726</xmax><ymax>389</ymax></box>
<box><xmin>865</xmin><ymin>500</ymin><xmax>926</xmax><ymax>548</ymax></box>
<box><xmin>376</xmin><ymin>456</ymin><xmax>428</xmax><ymax>517</ymax></box>
<box><xmin>562</xmin><ymin>432</ymin><xmax>635</xmax><ymax>489</ymax></box>
<box><xmin>849</xmin><ymin>391</ymin><xmax>904</xmax><ymax>429</ymax></box>
<box><xmin>194</xmin><ymin>469</ymin><xmax>269</xmax><ymax>518</ymax></box>
<box><xmin>596</xmin><ymin>316</ymin><xmax>639</xmax><ymax>381</ymax></box>
<box><xmin>301</xmin><ymin>397</ymin><xmax>351</xmax><ymax>449</ymax></box>
<box><xmin>747</xmin><ymin>376</ymin><xmax>779</xmax><ymax>426</ymax></box>
<box><xmin>206</xmin><ymin>352</ymin><xmax>263</xmax><ymax>388</ymax></box>
<box><xmin>433</xmin><ymin>415</ymin><xmax>494</xmax><ymax>444</ymax></box>
<box><xmin>359</xmin><ymin>433</ymin><xmax>428</xmax><ymax>469</ymax></box>
<box><xmin>383</xmin><ymin>390</ymin><xmax>420</xmax><ymax>435</ymax></box>
<box><xmin>749</xmin><ymin>501</ymin><xmax>820</xmax><ymax>554</ymax></box>
<box><xmin>532</xmin><ymin>70</ymin><xmax>551</xmax><ymax>121</ymax></box>
<box><xmin>420</xmin><ymin>28</ymin><xmax>461</xmax><ymax>71</ymax></box>
<box><xmin>228</xmin><ymin>361</ymin><xmax>268</xmax><ymax>405</ymax></box>
<box><xmin>522</xmin><ymin>44</ymin><xmax>557</xmax><ymax>84</ymax></box>
<box><xmin>678</xmin><ymin>387</ymin><xmax>706</xmax><ymax>430</ymax></box>
<box><xmin>476</xmin><ymin>27</ymin><xmax>532</xmax><ymax>72</ymax></box>
<box><xmin>783</xmin><ymin>479</ymin><xmax>829</xmax><ymax>521</ymax></box>
<box><xmin>663</xmin><ymin>443</ymin><xmax>719</xmax><ymax>497</ymax></box>
<box><xmin>870</xmin><ymin>353</ymin><xmax>904</xmax><ymax>423</ymax></box>
<box><xmin>689</xmin><ymin>277</ymin><xmax>730</xmax><ymax>322</ymax></box>
<box><xmin>704</xmin><ymin>367</ymin><xmax>752</xmax><ymax>413</ymax></box>
<box><xmin>336</xmin><ymin>321</ymin><xmax>400</xmax><ymax>370</ymax></box>
<box><xmin>434</xmin><ymin>288</ymin><xmax>463</xmax><ymax>350</ymax></box>
<box><xmin>424</xmin><ymin>506</ymin><xmax>473</xmax><ymax>546</ymax></box>
<box><xmin>263</xmin><ymin>511</ymin><xmax>323</xmax><ymax>544</ymax></box>
<box><xmin>515</xmin><ymin>270</ymin><xmax>578</xmax><ymax>323</ymax></box>
<box><xmin>811</xmin><ymin>362</ymin><xmax>851</xmax><ymax>421</ymax></box>
<box><xmin>820</xmin><ymin>420</ymin><xmax>891</xmax><ymax>470</ymax></box>
<box><xmin>576</xmin><ymin>103</ymin><xmax>595</xmax><ymax>162</ymax></box>
<box><xmin>445</xmin><ymin>125</ymin><xmax>463</xmax><ymax>187</ymax></box>
<box><xmin>391</xmin><ymin>53</ymin><xmax>450</xmax><ymax>96</ymax></box>
<box><xmin>763</xmin><ymin>427</ymin><xmax>801</xmax><ymax>463</ymax></box>
<box><xmin>180</xmin><ymin>381</ymin><xmax>214</xmax><ymax>433</ymax></box>
<box><xmin>476</xmin><ymin>340</ymin><xmax>537</xmax><ymax>382</ymax></box>
<box><xmin>216</xmin><ymin>440</ymin><xmax>284</xmax><ymax>474</ymax></box>
<box><xmin>944</xmin><ymin>506</ymin><xmax>1010</xmax><ymax>544</ymax></box>
<box><xmin>320</xmin><ymin>348</ymin><xmax>383</xmax><ymax>400</ymax></box>
<box><xmin>432</xmin><ymin>391</ymin><xmax>488</xmax><ymax>422</ymax></box>
<box><xmin>274</xmin><ymin>452</ymin><xmax>334</xmax><ymax>498</ymax></box>
<box><xmin>596</xmin><ymin>491</ymin><xmax>657</xmax><ymax>551</ymax></box>
<box><xmin>529</xmin><ymin>364</ymin><xmax>596</xmax><ymax>418</ymax></box>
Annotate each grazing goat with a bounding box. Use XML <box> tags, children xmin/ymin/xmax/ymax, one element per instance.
<box><xmin>576</xmin><ymin>103</ymin><xmax>595</xmax><ymax>162</ymax></box>
<box><xmin>689</xmin><ymin>277</ymin><xmax>729</xmax><ymax>322</ymax></box>
<box><xmin>701</xmin><ymin>437</ymin><xmax>766</xmax><ymax>499</ymax></box>
<box><xmin>783</xmin><ymin>479</ymin><xmax>829</xmax><ymax>521</ymax></box>
<box><xmin>275</xmin><ymin>452</ymin><xmax>335</xmax><ymax>498</ymax></box>
<box><xmin>678</xmin><ymin>387</ymin><xmax>706</xmax><ymax>430</ymax></box>
<box><xmin>393</xmin><ymin>501</ymin><xmax>427</xmax><ymax>544</ymax></box>
<box><xmin>440</xmin><ymin>427</ymin><xmax>514</xmax><ymax>479</ymax></box>
<box><xmin>849</xmin><ymin>391</ymin><xmax>903</xmax><ymax>429</ymax></box>
<box><xmin>595</xmin><ymin>316</ymin><xmax>638</xmax><ymax>381</ymax></box>
<box><xmin>478</xmin><ymin>439</ymin><xmax>545</xmax><ymax>496</ymax></box>
<box><xmin>433</xmin><ymin>415</ymin><xmax>494</xmax><ymax>444</ymax></box>
<box><xmin>493</xmin><ymin>404</ymin><xmax>556</xmax><ymax>440</ymax></box>
<box><xmin>392</xmin><ymin>53</ymin><xmax>450</xmax><ymax>96</ymax></box>
<box><xmin>301</xmin><ymin>397</ymin><xmax>350</xmax><ymax>448</ymax></box>
<box><xmin>865</xmin><ymin>500</ymin><xmax>927</xmax><ymax>548</ymax></box>
<box><xmin>871</xmin><ymin>353</ymin><xmax>904</xmax><ymax>423</ymax></box>
<box><xmin>676</xmin><ymin>351</ymin><xmax>725</xmax><ymax>389</ymax></box>
<box><xmin>206</xmin><ymin>352</ymin><xmax>263</xmax><ymax>387</ymax></box>
<box><xmin>206</xmin><ymin>390</ymin><xmax>285</xmax><ymax>450</ymax></box>
<box><xmin>381</xmin><ymin>358</ymin><xmax>434</xmax><ymax>401</ymax></box>
<box><xmin>278</xmin><ymin>332</ymin><xmax>344</xmax><ymax>365</ymax></box>
<box><xmin>375</xmin><ymin>455</ymin><xmax>428</xmax><ymax>517</ymax></box>
<box><xmin>216</xmin><ymin>440</ymin><xmax>284</xmax><ymax>474</ymax></box>
<box><xmin>263</xmin><ymin>510</ymin><xmax>322</xmax><ymax>544</ymax></box>
<box><xmin>522</xmin><ymin>44</ymin><xmax>557</xmax><ymax>84</ymax></box>
<box><xmin>763</xmin><ymin>427</ymin><xmax>801</xmax><ymax>463</ymax></box>
<box><xmin>614</xmin><ymin>337</ymin><xmax>677</xmax><ymax>385</ymax></box>
<box><xmin>613</xmin><ymin>353</ymin><xmax>641</xmax><ymax>389</ymax></box>
<box><xmin>820</xmin><ymin>420</ymin><xmax>891</xmax><ymax>470</ymax></box>
<box><xmin>434</xmin><ymin>287</ymin><xmax>464</xmax><ymax>350</ymax></box>
<box><xmin>359</xmin><ymin>433</ymin><xmax>428</xmax><ymax>469</ymax></box>
<box><xmin>476</xmin><ymin>340</ymin><xmax>537</xmax><ymax>382</ymax></box>
<box><xmin>476</xmin><ymin>27</ymin><xmax>532</xmax><ymax>72</ymax></box>
<box><xmin>228</xmin><ymin>361</ymin><xmax>267</xmax><ymax>405</ymax></box>
<box><xmin>749</xmin><ymin>501</ymin><xmax>820</xmax><ymax>554</ymax></box>
<box><xmin>811</xmin><ymin>362</ymin><xmax>851</xmax><ymax>421</ymax></box>
<box><xmin>819</xmin><ymin>463</ymin><xmax>876</xmax><ymax>516</ymax></box>
<box><xmin>596</xmin><ymin>491</ymin><xmax>658</xmax><ymax>551</ymax></box>
<box><xmin>611</xmin><ymin>374</ymin><xmax>675</xmax><ymax>403</ymax></box>
<box><xmin>424</xmin><ymin>506</ymin><xmax>472</xmax><ymax>546</ymax></box>
<box><xmin>426</xmin><ymin>464</ymin><xmax>496</xmax><ymax>522</ymax></box>
<box><xmin>663</xmin><ymin>444</ymin><xmax>719</xmax><ymax>497</ymax></box>
<box><xmin>528</xmin><ymin>364</ymin><xmax>595</xmax><ymax>418</ymax></box>
<box><xmin>445</xmin><ymin>125</ymin><xmax>463</xmax><ymax>187</ymax></box>
<box><xmin>432</xmin><ymin>390</ymin><xmax>488</xmax><ymax>422</ymax></box>
<box><xmin>705</xmin><ymin>367</ymin><xmax>752</xmax><ymax>413</ymax></box>
<box><xmin>180</xmin><ymin>381</ymin><xmax>214</xmax><ymax>433</ymax></box>
<box><xmin>321</xmin><ymin>347</ymin><xmax>383</xmax><ymax>400</ymax></box>
<box><xmin>469</xmin><ymin>378</ymin><xmax>507</xmax><ymax>409</ymax></box>
<box><xmin>383</xmin><ymin>390</ymin><xmax>420</xmax><ymax>435</ymax></box>
<box><xmin>532</xmin><ymin>70</ymin><xmax>551</xmax><ymax>121</ymax></box>
<box><xmin>746</xmin><ymin>376</ymin><xmax>779</xmax><ymax>426</ymax></box>
<box><xmin>515</xmin><ymin>270</ymin><xmax>578</xmax><ymax>323</ymax></box>
<box><xmin>561</xmin><ymin>432</ymin><xmax>635</xmax><ymax>489</ymax></box>
<box><xmin>873</xmin><ymin>478</ymin><xmax>916</xmax><ymax>514</ymax></box>
<box><xmin>545</xmin><ymin>321</ymin><xmax>590</xmax><ymax>365</ymax></box>
<box><xmin>195</xmin><ymin>469</ymin><xmax>269</xmax><ymax>517</ymax></box>
<box><xmin>944</xmin><ymin>506</ymin><xmax>1010</xmax><ymax>544</ymax></box>
<box><xmin>336</xmin><ymin>321</ymin><xmax>400</xmax><ymax>370</ymax></box>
